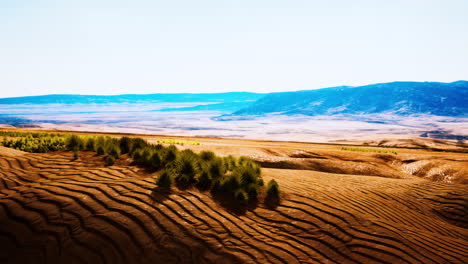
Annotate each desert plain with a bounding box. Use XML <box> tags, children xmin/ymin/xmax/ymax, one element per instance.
<box><xmin>0</xmin><ymin>128</ymin><xmax>466</xmax><ymax>263</ymax></box>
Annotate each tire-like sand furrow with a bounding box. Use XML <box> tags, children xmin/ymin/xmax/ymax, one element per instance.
<box><xmin>183</xmin><ymin>191</ymin><xmax>334</xmax><ymax>264</ymax></box>
<box><xmin>108</xmin><ymin>166</ymin><xmax>141</xmax><ymax>176</ymax></box>
<box><xmin>360</xmin><ymin>192</ymin><xmax>448</xmax><ymax>230</ymax></box>
<box><xmin>0</xmin><ymin>170</ymin><xmax>37</xmax><ymax>184</ymax></box>
<box><xmin>402</xmin><ymin>224</ymin><xmax>468</xmax><ymax>253</ymax></box>
<box><xmin>277</xmin><ymin>200</ymin><xmax>427</xmax><ymax>264</ymax></box>
<box><xmin>40</xmin><ymin>171</ymin><xmax>120</xmax><ymax>183</ymax></box>
<box><xmin>34</xmin><ymin>184</ymin><xmax>146</xmax><ymax>257</ymax></box>
<box><xmin>32</xmin><ymin>185</ymin><xmax>138</xmax><ymax>263</ymax></box>
<box><xmin>125</xmin><ymin>178</ymin><xmax>309</xmax><ymax>263</ymax></box>
<box><xmin>23</xmin><ymin>155</ymin><xmax>82</xmax><ymax>165</ymax></box>
<box><xmin>0</xmin><ymin>173</ymin><xmax>23</xmax><ymax>187</ymax></box>
<box><xmin>113</xmin><ymin>179</ymin><xmax>296</xmax><ymax>263</ymax></box>
<box><xmin>404</xmin><ymin>229</ymin><xmax>468</xmax><ymax>257</ymax></box>
<box><xmin>5</xmin><ymin>195</ymin><xmax>108</xmax><ymax>264</ymax></box>
<box><xmin>278</xmin><ymin>181</ymin><xmax>372</xmax><ymax>216</ymax></box>
<box><xmin>156</xmin><ymin>194</ymin><xmax>273</xmax><ymax>263</ymax></box>
<box><xmin>176</xmin><ymin>194</ymin><xmax>327</xmax><ymax>264</ymax></box>
<box><xmin>2</xmin><ymin>158</ymin><xmax>15</xmax><ymax>170</ymax></box>
<box><xmin>8</xmin><ymin>158</ymin><xmax>27</xmax><ymax>171</ymax></box>
<box><xmin>245</xmin><ymin>207</ymin><xmax>357</xmax><ymax>264</ymax></box>
<box><xmin>280</xmin><ymin>179</ymin><xmax>466</xmax><ymax>262</ymax></box>
<box><xmin>368</xmin><ymin>223</ymin><xmax>455</xmax><ymax>264</ymax></box>
<box><xmin>169</xmin><ymin>193</ymin><xmax>305</xmax><ymax>263</ymax></box>
<box><xmin>86</xmin><ymin>168</ymin><xmax>129</xmax><ymax>179</ymax></box>
<box><xmin>94</xmin><ymin>167</ymin><xmax>134</xmax><ymax>178</ymax></box>
<box><xmin>45</xmin><ymin>204</ymin><xmax>123</xmax><ymax>264</ymax></box>
<box><xmin>102</xmin><ymin>184</ymin><xmax>248</xmax><ymax>263</ymax></box>
<box><xmin>31</xmin><ymin>168</ymin><xmax>122</xmax><ymax>181</ymax></box>
<box><xmin>423</xmin><ymin>196</ymin><xmax>467</xmax><ymax>208</ymax></box>
<box><xmin>282</xmin><ymin>193</ymin><xmax>440</xmax><ymax>264</ymax></box>
<box><xmin>141</xmin><ymin>177</ymin><xmax>308</xmax><ymax>263</ymax></box>
<box><xmin>43</xmin><ymin>182</ymin><xmax>151</xmax><ymax>253</ymax></box>
<box><xmin>292</xmin><ymin>184</ymin><xmax>458</xmax><ymax>238</ymax></box>
<box><xmin>0</xmin><ymin>201</ymin><xmax>65</xmax><ymax>262</ymax></box>
<box><xmin>186</xmin><ymin>179</ymin><xmax>432</xmax><ymax>264</ymax></box>
<box><xmin>0</xmin><ymin>158</ymin><xmax>12</xmax><ymax>169</ymax></box>
<box><xmin>372</xmin><ymin>221</ymin><xmax>467</xmax><ymax>263</ymax></box>
<box><xmin>62</xmin><ymin>177</ymin><xmax>250</xmax><ymax>263</ymax></box>
<box><xmin>103</xmin><ymin>181</ymin><xmax>275</xmax><ymax>264</ymax></box>
<box><xmin>60</xmin><ymin>180</ymin><xmax>228</xmax><ymax>258</ymax></box>
<box><xmin>29</xmin><ymin>186</ymin><xmax>138</xmax><ymax>263</ymax></box>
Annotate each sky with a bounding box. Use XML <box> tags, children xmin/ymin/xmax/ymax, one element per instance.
<box><xmin>0</xmin><ymin>0</ymin><xmax>467</xmax><ymax>98</ymax></box>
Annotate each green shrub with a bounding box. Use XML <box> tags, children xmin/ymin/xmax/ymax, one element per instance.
<box><xmin>200</xmin><ymin>151</ymin><xmax>215</xmax><ymax>161</ymax></box>
<box><xmin>196</xmin><ymin>170</ymin><xmax>212</xmax><ymax>190</ymax></box>
<box><xmin>209</xmin><ymin>158</ymin><xmax>225</xmax><ymax>179</ymax></box>
<box><xmin>265</xmin><ymin>179</ymin><xmax>280</xmax><ymax>201</ymax></box>
<box><xmin>234</xmin><ymin>189</ymin><xmax>249</xmax><ymax>205</ymax></box>
<box><xmin>109</xmin><ymin>146</ymin><xmax>121</xmax><ymax>159</ymax></box>
<box><xmin>119</xmin><ymin>136</ymin><xmax>132</xmax><ymax>154</ymax></box>
<box><xmin>73</xmin><ymin>151</ymin><xmax>79</xmax><ymax>160</ymax></box>
<box><xmin>67</xmin><ymin>135</ymin><xmax>82</xmax><ymax>151</ymax></box>
<box><xmin>164</xmin><ymin>147</ymin><xmax>177</xmax><ymax>163</ymax></box>
<box><xmin>149</xmin><ymin>153</ymin><xmax>162</xmax><ymax>170</ymax></box>
<box><xmin>221</xmin><ymin>174</ymin><xmax>242</xmax><ymax>193</ymax></box>
<box><xmin>246</xmin><ymin>183</ymin><xmax>259</xmax><ymax>198</ymax></box>
<box><xmin>105</xmin><ymin>155</ymin><xmax>115</xmax><ymax>166</ymax></box>
<box><xmin>85</xmin><ymin>138</ymin><xmax>96</xmax><ymax>151</ymax></box>
<box><xmin>0</xmin><ymin>131</ymin><xmax>276</xmax><ymax>207</ymax></box>
<box><xmin>97</xmin><ymin>146</ymin><xmax>105</xmax><ymax>155</ymax></box>
<box><xmin>156</xmin><ymin>170</ymin><xmax>174</xmax><ymax>188</ymax></box>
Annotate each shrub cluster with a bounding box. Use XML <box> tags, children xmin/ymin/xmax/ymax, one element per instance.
<box><xmin>1</xmin><ymin>131</ymin><xmax>280</xmax><ymax>206</ymax></box>
<box><xmin>155</xmin><ymin>151</ymin><xmax>264</xmax><ymax>205</ymax></box>
<box><xmin>1</xmin><ymin>134</ymin><xmax>67</xmax><ymax>152</ymax></box>
<box><xmin>341</xmin><ymin>147</ymin><xmax>398</xmax><ymax>155</ymax></box>
<box><xmin>156</xmin><ymin>139</ymin><xmax>200</xmax><ymax>146</ymax></box>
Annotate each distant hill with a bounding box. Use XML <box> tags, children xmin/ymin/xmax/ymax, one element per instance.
<box><xmin>234</xmin><ymin>81</ymin><xmax>468</xmax><ymax>117</ymax></box>
<box><xmin>0</xmin><ymin>92</ymin><xmax>263</xmax><ymax>105</ymax></box>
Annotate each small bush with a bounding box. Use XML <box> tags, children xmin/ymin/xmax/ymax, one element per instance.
<box><xmin>96</xmin><ymin>146</ymin><xmax>105</xmax><ymax>155</ymax></box>
<box><xmin>246</xmin><ymin>183</ymin><xmax>259</xmax><ymax>198</ymax></box>
<box><xmin>105</xmin><ymin>155</ymin><xmax>115</xmax><ymax>166</ymax></box>
<box><xmin>176</xmin><ymin>174</ymin><xmax>192</xmax><ymax>188</ymax></box>
<box><xmin>0</xmin><ymin>131</ymin><xmax>277</xmax><ymax>208</ymax></box>
<box><xmin>119</xmin><ymin>136</ymin><xmax>132</xmax><ymax>154</ymax></box>
<box><xmin>156</xmin><ymin>170</ymin><xmax>174</xmax><ymax>188</ymax></box>
<box><xmin>221</xmin><ymin>174</ymin><xmax>242</xmax><ymax>193</ymax></box>
<box><xmin>132</xmin><ymin>149</ymin><xmax>143</xmax><ymax>163</ymax></box>
<box><xmin>72</xmin><ymin>151</ymin><xmax>79</xmax><ymax>160</ymax></box>
<box><xmin>209</xmin><ymin>158</ymin><xmax>225</xmax><ymax>179</ymax></box>
<box><xmin>109</xmin><ymin>146</ymin><xmax>121</xmax><ymax>159</ymax></box>
<box><xmin>196</xmin><ymin>170</ymin><xmax>212</xmax><ymax>190</ymax></box>
<box><xmin>149</xmin><ymin>153</ymin><xmax>162</xmax><ymax>170</ymax></box>
<box><xmin>85</xmin><ymin>138</ymin><xmax>95</xmax><ymax>151</ymax></box>
<box><xmin>234</xmin><ymin>189</ymin><xmax>249</xmax><ymax>205</ymax></box>
<box><xmin>200</xmin><ymin>151</ymin><xmax>215</xmax><ymax>161</ymax></box>
<box><xmin>67</xmin><ymin>135</ymin><xmax>82</xmax><ymax>151</ymax></box>
<box><xmin>265</xmin><ymin>179</ymin><xmax>280</xmax><ymax>201</ymax></box>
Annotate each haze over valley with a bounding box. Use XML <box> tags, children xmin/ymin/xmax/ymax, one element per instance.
<box><xmin>1</xmin><ymin>81</ymin><xmax>466</xmax><ymax>144</ymax></box>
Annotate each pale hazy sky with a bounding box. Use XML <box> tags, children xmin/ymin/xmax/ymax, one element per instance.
<box><xmin>0</xmin><ymin>0</ymin><xmax>467</xmax><ymax>97</ymax></box>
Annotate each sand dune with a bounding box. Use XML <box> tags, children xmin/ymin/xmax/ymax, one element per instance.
<box><xmin>0</xmin><ymin>148</ymin><xmax>466</xmax><ymax>263</ymax></box>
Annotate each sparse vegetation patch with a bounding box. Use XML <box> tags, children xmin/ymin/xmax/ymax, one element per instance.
<box><xmin>341</xmin><ymin>147</ymin><xmax>398</xmax><ymax>155</ymax></box>
<box><xmin>0</xmin><ymin>131</ymin><xmax>277</xmax><ymax>207</ymax></box>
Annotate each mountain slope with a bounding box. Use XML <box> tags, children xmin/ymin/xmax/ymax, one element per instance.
<box><xmin>234</xmin><ymin>81</ymin><xmax>468</xmax><ymax>116</ymax></box>
<box><xmin>0</xmin><ymin>92</ymin><xmax>263</xmax><ymax>105</ymax></box>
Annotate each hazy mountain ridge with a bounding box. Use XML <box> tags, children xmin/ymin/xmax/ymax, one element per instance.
<box><xmin>0</xmin><ymin>92</ymin><xmax>264</xmax><ymax>104</ymax></box>
<box><xmin>234</xmin><ymin>81</ymin><xmax>468</xmax><ymax>117</ymax></box>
